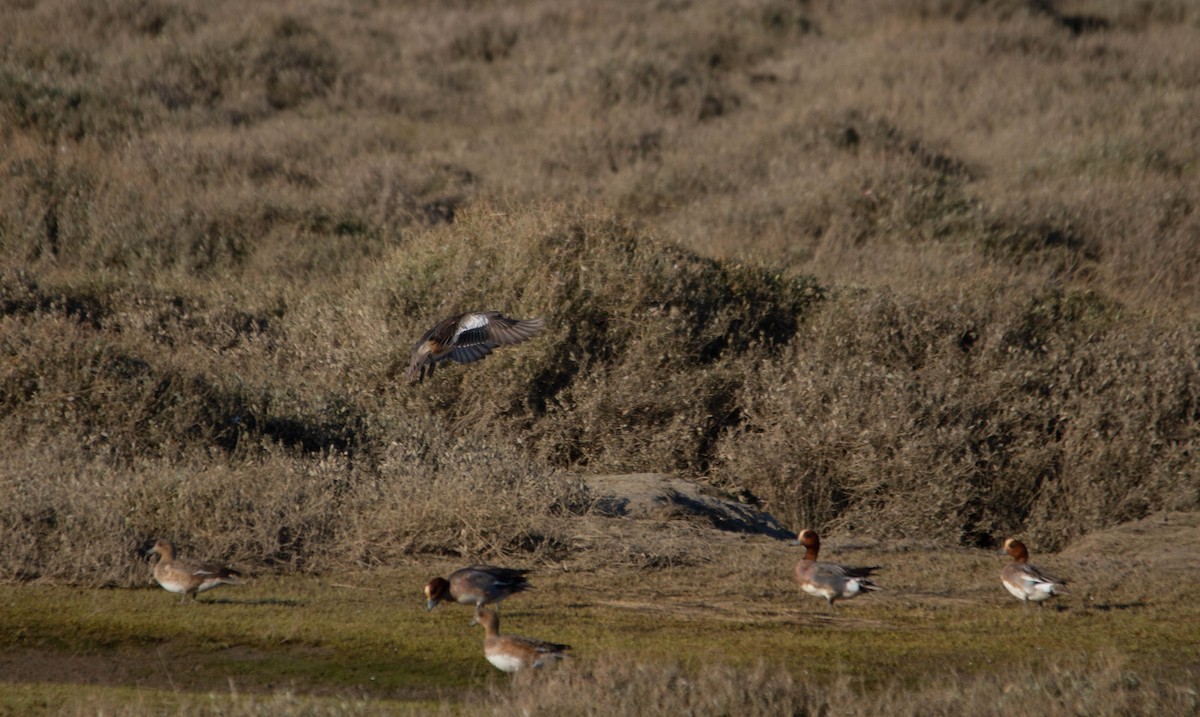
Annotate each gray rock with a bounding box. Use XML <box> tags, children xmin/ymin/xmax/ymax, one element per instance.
<box><xmin>584</xmin><ymin>473</ymin><xmax>794</xmax><ymax>541</ymax></box>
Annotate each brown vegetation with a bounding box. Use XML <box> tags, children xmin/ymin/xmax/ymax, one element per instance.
<box><xmin>0</xmin><ymin>0</ymin><xmax>1197</xmax><ymax>608</ymax></box>
<box><xmin>476</xmin><ymin>653</ymin><xmax>1200</xmax><ymax>717</ymax></box>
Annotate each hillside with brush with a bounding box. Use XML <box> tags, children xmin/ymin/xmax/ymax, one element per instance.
<box><xmin>3</xmin><ymin>0</ymin><xmax>1199</xmax><ymax>584</ymax></box>
<box><xmin>1</xmin><ymin>0</ymin><xmax>1199</xmax><ymax>712</ymax></box>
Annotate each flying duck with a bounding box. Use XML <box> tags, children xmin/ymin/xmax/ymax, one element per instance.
<box><xmin>406</xmin><ymin>311</ymin><xmax>544</xmax><ymax>383</ymax></box>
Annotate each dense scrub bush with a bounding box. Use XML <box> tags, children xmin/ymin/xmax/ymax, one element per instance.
<box><xmin>368</xmin><ymin>208</ymin><xmax>823</xmax><ymax>473</ymax></box>
<box><xmin>0</xmin><ymin>207</ymin><xmax>822</xmax><ymax>581</ymax></box>
<box><xmin>5</xmin><ymin>203</ymin><xmax>1198</xmax><ymax>583</ymax></box>
<box><xmin>0</xmin><ymin>70</ymin><xmax>147</xmax><ymax>144</ymax></box>
<box><xmin>253</xmin><ymin>17</ymin><xmax>339</xmax><ymax>111</ymax></box>
<box><xmin>719</xmin><ymin>287</ymin><xmax>1200</xmax><ymax>548</ymax></box>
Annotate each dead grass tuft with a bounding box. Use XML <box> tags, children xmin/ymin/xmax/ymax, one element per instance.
<box><xmin>476</xmin><ymin>653</ymin><xmax>1199</xmax><ymax>717</ymax></box>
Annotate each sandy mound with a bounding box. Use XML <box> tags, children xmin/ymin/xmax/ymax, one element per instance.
<box><xmin>1060</xmin><ymin>511</ymin><xmax>1200</xmax><ymax>569</ymax></box>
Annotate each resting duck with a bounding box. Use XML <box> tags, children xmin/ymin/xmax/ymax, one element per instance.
<box><xmin>473</xmin><ymin>607</ymin><xmax>570</xmax><ymax>673</ymax></box>
<box><xmin>1000</xmin><ymin>537</ymin><xmax>1068</xmax><ymax>606</ymax></box>
<box><xmin>424</xmin><ymin>565</ymin><xmax>532</xmax><ymax>612</ymax></box>
<box><xmin>793</xmin><ymin>529</ymin><xmax>881</xmax><ymax>608</ymax></box>
<box><xmin>405</xmin><ymin>311</ymin><xmax>544</xmax><ymax>383</ymax></box>
<box><xmin>147</xmin><ymin>539</ymin><xmax>242</xmax><ymax>604</ymax></box>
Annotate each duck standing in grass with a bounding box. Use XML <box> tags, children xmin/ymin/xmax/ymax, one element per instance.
<box><xmin>792</xmin><ymin>529</ymin><xmax>881</xmax><ymax>609</ymax></box>
<box><xmin>405</xmin><ymin>311</ymin><xmax>545</xmax><ymax>384</ymax></box>
<box><xmin>473</xmin><ymin>606</ymin><xmax>571</xmax><ymax>673</ymax></box>
<box><xmin>424</xmin><ymin>565</ymin><xmax>532</xmax><ymax>612</ymax></box>
<box><xmin>1000</xmin><ymin>537</ymin><xmax>1069</xmax><ymax>607</ymax></box>
<box><xmin>147</xmin><ymin>539</ymin><xmax>243</xmax><ymax>604</ymax></box>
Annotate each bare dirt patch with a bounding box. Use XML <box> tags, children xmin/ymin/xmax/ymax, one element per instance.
<box><xmin>1061</xmin><ymin>510</ymin><xmax>1200</xmax><ymax>568</ymax></box>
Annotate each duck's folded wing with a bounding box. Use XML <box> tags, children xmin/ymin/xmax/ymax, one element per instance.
<box><xmin>523</xmin><ymin>637</ymin><xmax>571</xmax><ymax>655</ymax></box>
<box><xmin>843</xmin><ymin>564</ymin><xmax>881</xmax><ymax>579</ymax></box>
<box><xmin>1024</xmin><ymin>563</ymin><xmax>1066</xmax><ymax>585</ymax></box>
<box><xmin>463</xmin><ymin>566</ymin><xmax>532</xmax><ymax>591</ymax></box>
<box><xmin>189</xmin><ymin>561</ymin><xmax>241</xmax><ymax>581</ymax></box>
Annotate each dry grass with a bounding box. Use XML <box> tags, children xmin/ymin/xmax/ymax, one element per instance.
<box><xmin>13</xmin><ymin>658</ymin><xmax>1200</xmax><ymax>717</ymax></box>
<box><xmin>3</xmin><ymin>201</ymin><xmax>1195</xmax><ymax>580</ymax></box>
<box><xmin>476</xmin><ymin>654</ymin><xmax>1200</xmax><ymax>717</ymax></box>
<box><xmin>719</xmin><ymin>286</ymin><xmax>1200</xmax><ymax>547</ymax></box>
<box><xmin>1</xmin><ymin>0</ymin><xmax>1200</xmax><ymax>710</ymax></box>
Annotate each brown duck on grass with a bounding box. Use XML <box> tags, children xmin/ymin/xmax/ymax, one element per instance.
<box><xmin>405</xmin><ymin>311</ymin><xmax>544</xmax><ymax>384</ymax></box>
<box><xmin>792</xmin><ymin>529</ymin><xmax>881</xmax><ymax>609</ymax></box>
<box><xmin>147</xmin><ymin>539</ymin><xmax>243</xmax><ymax>604</ymax></box>
<box><xmin>473</xmin><ymin>606</ymin><xmax>571</xmax><ymax>673</ymax></box>
<box><xmin>1000</xmin><ymin>537</ymin><xmax>1069</xmax><ymax>607</ymax></box>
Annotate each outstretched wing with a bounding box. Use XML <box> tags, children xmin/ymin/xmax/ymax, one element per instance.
<box><xmin>407</xmin><ymin>312</ymin><xmax>545</xmax><ymax>382</ymax></box>
<box><xmin>446</xmin><ymin>313</ymin><xmax>544</xmax><ymax>365</ymax></box>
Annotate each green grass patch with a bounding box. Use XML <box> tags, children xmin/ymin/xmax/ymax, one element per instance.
<box><xmin>2</xmin><ymin>560</ymin><xmax>1198</xmax><ymax>714</ymax></box>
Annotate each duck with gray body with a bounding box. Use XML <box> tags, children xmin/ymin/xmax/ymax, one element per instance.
<box><xmin>424</xmin><ymin>565</ymin><xmax>532</xmax><ymax>612</ymax></box>
<box><xmin>1000</xmin><ymin>537</ymin><xmax>1068</xmax><ymax>606</ymax></box>
<box><xmin>792</xmin><ymin>530</ymin><xmax>881</xmax><ymax>608</ymax></box>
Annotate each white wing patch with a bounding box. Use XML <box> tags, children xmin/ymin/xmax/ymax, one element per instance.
<box><xmin>1024</xmin><ymin>578</ymin><xmax>1058</xmax><ymax>601</ymax></box>
<box><xmin>1003</xmin><ymin>572</ymin><xmax>1058</xmax><ymax>601</ymax></box>
<box><xmin>452</xmin><ymin>313</ymin><xmax>490</xmax><ymax>342</ymax></box>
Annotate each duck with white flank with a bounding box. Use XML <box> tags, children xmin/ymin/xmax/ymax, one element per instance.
<box><xmin>424</xmin><ymin>565</ymin><xmax>532</xmax><ymax>612</ymax></box>
<box><xmin>473</xmin><ymin>606</ymin><xmax>570</xmax><ymax>673</ymax></box>
<box><xmin>147</xmin><ymin>539</ymin><xmax>243</xmax><ymax>604</ymax></box>
<box><xmin>793</xmin><ymin>529</ymin><xmax>881</xmax><ymax>609</ymax></box>
<box><xmin>1000</xmin><ymin>537</ymin><xmax>1069</xmax><ymax>606</ymax></box>
<box><xmin>405</xmin><ymin>312</ymin><xmax>544</xmax><ymax>384</ymax></box>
